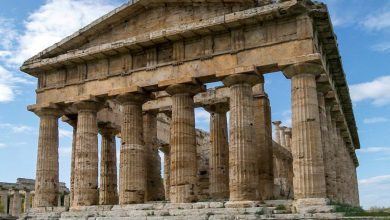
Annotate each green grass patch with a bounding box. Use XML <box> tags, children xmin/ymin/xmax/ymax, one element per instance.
<box><xmin>334</xmin><ymin>203</ymin><xmax>390</xmax><ymax>217</ymax></box>
<box><xmin>275</xmin><ymin>205</ymin><xmax>286</xmax><ymax>210</ymax></box>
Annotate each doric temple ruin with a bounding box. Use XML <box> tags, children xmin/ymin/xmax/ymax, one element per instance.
<box><xmin>20</xmin><ymin>0</ymin><xmax>360</xmax><ymax>219</ymax></box>
<box><xmin>0</xmin><ymin>178</ymin><xmax>69</xmax><ymax>218</ymax></box>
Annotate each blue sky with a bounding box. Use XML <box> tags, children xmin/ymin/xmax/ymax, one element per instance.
<box><xmin>0</xmin><ymin>0</ymin><xmax>389</xmax><ymax>209</ymax></box>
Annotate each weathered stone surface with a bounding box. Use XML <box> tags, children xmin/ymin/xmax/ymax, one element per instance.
<box><xmin>205</xmin><ymin>103</ymin><xmax>229</xmax><ymax>200</ymax></box>
<box><xmin>223</xmin><ymin>73</ymin><xmax>261</xmax><ymax>201</ymax></box>
<box><xmin>30</xmin><ymin>107</ymin><xmax>61</xmax><ymax>208</ymax></box>
<box><xmin>166</xmin><ymin>84</ymin><xmax>202</xmax><ymax>203</ymax></box>
<box><xmin>99</xmin><ymin>125</ymin><xmax>118</xmax><ymax>205</ymax></box>
<box><xmin>117</xmin><ymin>93</ymin><xmax>148</xmax><ymax>204</ymax></box>
<box><xmin>73</xmin><ymin>101</ymin><xmax>100</xmax><ymax>207</ymax></box>
<box><xmin>285</xmin><ymin>64</ymin><xmax>327</xmax><ymax>200</ymax></box>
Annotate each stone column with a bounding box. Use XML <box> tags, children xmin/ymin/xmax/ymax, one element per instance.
<box><xmin>24</xmin><ymin>191</ymin><xmax>30</xmax><ymax>212</ymax></box>
<box><xmin>273</xmin><ymin>121</ymin><xmax>282</xmax><ymax>144</ymax></box>
<box><xmin>64</xmin><ymin>194</ymin><xmax>70</xmax><ymax>210</ymax></box>
<box><xmin>72</xmin><ymin>101</ymin><xmax>100</xmax><ymax>207</ymax></box>
<box><xmin>223</xmin><ymin>73</ymin><xmax>261</xmax><ymax>202</ymax></box>
<box><xmin>166</xmin><ymin>84</ymin><xmax>203</xmax><ymax>203</ymax></box>
<box><xmin>143</xmin><ymin>111</ymin><xmax>164</xmax><ymax>201</ymax></box>
<box><xmin>283</xmin><ymin>63</ymin><xmax>327</xmax><ymax>204</ymax></box>
<box><xmin>317</xmin><ymin>92</ymin><xmax>332</xmax><ymax>199</ymax></box>
<box><xmin>57</xmin><ymin>194</ymin><xmax>62</xmax><ymax>207</ymax></box>
<box><xmin>253</xmin><ymin>80</ymin><xmax>274</xmax><ymax>200</ymax></box>
<box><xmin>325</xmin><ymin>105</ymin><xmax>336</xmax><ymax>201</ymax></box>
<box><xmin>61</xmin><ymin>116</ymin><xmax>77</xmax><ymax>206</ymax></box>
<box><xmin>99</xmin><ymin>124</ymin><xmax>118</xmax><ymax>205</ymax></box>
<box><xmin>333</xmin><ymin>124</ymin><xmax>342</xmax><ymax>203</ymax></box>
<box><xmin>30</xmin><ymin>106</ymin><xmax>61</xmax><ymax>207</ymax></box>
<box><xmin>163</xmin><ymin>147</ymin><xmax>171</xmax><ymax>200</ymax></box>
<box><xmin>0</xmin><ymin>190</ymin><xmax>8</xmax><ymax>214</ymax></box>
<box><xmin>280</xmin><ymin>126</ymin><xmax>287</xmax><ymax>148</ymax></box>
<box><xmin>11</xmin><ymin>190</ymin><xmax>21</xmax><ymax>217</ymax></box>
<box><xmin>117</xmin><ymin>93</ymin><xmax>147</xmax><ymax>204</ymax></box>
<box><xmin>205</xmin><ymin>103</ymin><xmax>229</xmax><ymax>200</ymax></box>
<box><xmin>284</xmin><ymin>128</ymin><xmax>292</xmax><ymax>150</ymax></box>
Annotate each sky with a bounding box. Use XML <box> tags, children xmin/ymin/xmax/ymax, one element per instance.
<box><xmin>0</xmin><ymin>0</ymin><xmax>389</xmax><ymax>209</ymax></box>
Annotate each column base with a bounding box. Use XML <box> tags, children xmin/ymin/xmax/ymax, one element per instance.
<box><xmin>293</xmin><ymin>198</ymin><xmax>334</xmax><ymax>214</ymax></box>
<box><xmin>225</xmin><ymin>201</ymin><xmax>261</xmax><ymax>208</ymax></box>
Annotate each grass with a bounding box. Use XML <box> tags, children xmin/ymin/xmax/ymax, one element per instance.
<box><xmin>334</xmin><ymin>203</ymin><xmax>390</xmax><ymax>217</ymax></box>
<box><xmin>255</xmin><ymin>210</ymin><xmax>264</xmax><ymax>216</ymax></box>
<box><xmin>275</xmin><ymin>205</ymin><xmax>286</xmax><ymax>210</ymax></box>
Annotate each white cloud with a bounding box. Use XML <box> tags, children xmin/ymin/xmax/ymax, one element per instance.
<box><xmin>0</xmin><ymin>123</ymin><xmax>33</xmax><ymax>133</ymax></box>
<box><xmin>59</xmin><ymin>129</ymin><xmax>73</xmax><ymax>139</ymax></box>
<box><xmin>0</xmin><ymin>17</ymin><xmax>17</xmax><ymax>50</ymax></box>
<box><xmin>359</xmin><ymin>175</ymin><xmax>390</xmax><ymax>208</ymax></box>
<box><xmin>360</xmin><ymin>175</ymin><xmax>390</xmax><ymax>185</ymax></box>
<box><xmin>59</xmin><ymin>146</ymin><xmax>72</xmax><ymax>156</ymax></box>
<box><xmin>371</xmin><ymin>42</ymin><xmax>390</xmax><ymax>53</ymax></box>
<box><xmin>360</xmin><ymin>147</ymin><xmax>390</xmax><ymax>154</ymax></box>
<box><xmin>0</xmin><ymin>0</ymin><xmax>118</xmax><ymax>102</ymax></box>
<box><xmin>8</xmin><ymin>0</ymin><xmax>118</xmax><ymax>65</ymax></box>
<box><xmin>195</xmin><ymin>108</ymin><xmax>210</xmax><ymax>123</ymax></box>
<box><xmin>363</xmin><ymin>117</ymin><xmax>390</xmax><ymax>124</ymax></box>
<box><xmin>362</xmin><ymin>11</ymin><xmax>390</xmax><ymax>31</ymax></box>
<box><xmin>350</xmin><ymin>76</ymin><xmax>390</xmax><ymax>106</ymax></box>
<box><xmin>0</xmin><ymin>143</ymin><xmax>5</xmax><ymax>148</ymax></box>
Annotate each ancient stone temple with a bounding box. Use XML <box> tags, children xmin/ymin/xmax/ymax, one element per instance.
<box><xmin>20</xmin><ymin>0</ymin><xmax>360</xmax><ymax>219</ymax></box>
<box><xmin>0</xmin><ymin>178</ymin><xmax>69</xmax><ymax>218</ymax></box>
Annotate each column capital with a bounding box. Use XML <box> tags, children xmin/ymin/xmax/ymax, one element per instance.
<box><xmin>203</xmin><ymin>102</ymin><xmax>229</xmax><ymax>114</ymax></box>
<box><xmin>28</xmin><ymin>104</ymin><xmax>62</xmax><ymax>117</ymax></box>
<box><xmin>166</xmin><ymin>83</ymin><xmax>205</xmax><ymax>96</ymax></box>
<box><xmin>272</xmin><ymin>121</ymin><xmax>282</xmax><ymax>127</ymax></box>
<box><xmin>223</xmin><ymin>73</ymin><xmax>262</xmax><ymax>87</ymax></box>
<box><xmin>285</xmin><ymin>127</ymin><xmax>292</xmax><ymax>135</ymax></box>
<box><xmin>98</xmin><ymin>122</ymin><xmax>119</xmax><ymax>135</ymax></box>
<box><xmin>62</xmin><ymin>115</ymin><xmax>78</xmax><ymax>127</ymax></box>
<box><xmin>73</xmin><ymin>100</ymin><xmax>102</xmax><ymax>111</ymax></box>
<box><xmin>282</xmin><ymin>62</ymin><xmax>324</xmax><ymax>79</ymax></box>
<box><xmin>116</xmin><ymin>92</ymin><xmax>148</xmax><ymax>104</ymax></box>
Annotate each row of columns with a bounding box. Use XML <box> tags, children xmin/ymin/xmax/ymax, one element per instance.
<box><xmin>0</xmin><ymin>190</ymin><xmax>34</xmax><ymax>216</ymax></box>
<box><xmin>30</xmin><ymin>61</ymin><xmax>359</xmax><ymax>208</ymax></box>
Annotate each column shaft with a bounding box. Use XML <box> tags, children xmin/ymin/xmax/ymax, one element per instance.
<box><xmin>70</xmin><ymin>123</ymin><xmax>77</xmax><ymax>206</ymax></box>
<box><xmin>73</xmin><ymin>102</ymin><xmax>99</xmax><ymax>206</ymax></box>
<box><xmin>144</xmin><ymin>112</ymin><xmax>164</xmax><ymax>201</ymax></box>
<box><xmin>99</xmin><ymin>128</ymin><xmax>118</xmax><ymax>205</ymax></box>
<box><xmin>119</xmin><ymin>94</ymin><xmax>146</xmax><ymax>204</ymax></box>
<box><xmin>163</xmin><ymin>149</ymin><xmax>171</xmax><ymax>200</ymax></box>
<box><xmin>325</xmin><ymin>107</ymin><xmax>336</xmax><ymax>201</ymax></box>
<box><xmin>224</xmin><ymin>74</ymin><xmax>261</xmax><ymax>201</ymax></box>
<box><xmin>1</xmin><ymin>191</ymin><xmax>7</xmax><ymax>214</ymax></box>
<box><xmin>169</xmin><ymin>92</ymin><xmax>197</xmax><ymax>203</ymax></box>
<box><xmin>33</xmin><ymin>108</ymin><xmax>60</xmax><ymax>207</ymax></box>
<box><xmin>253</xmin><ymin>83</ymin><xmax>274</xmax><ymax>200</ymax></box>
<box><xmin>290</xmin><ymin>73</ymin><xmax>326</xmax><ymax>199</ymax></box>
<box><xmin>24</xmin><ymin>191</ymin><xmax>30</xmax><ymax>212</ymax></box>
<box><xmin>209</xmin><ymin>110</ymin><xmax>229</xmax><ymax>200</ymax></box>
<box><xmin>11</xmin><ymin>191</ymin><xmax>21</xmax><ymax>217</ymax></box>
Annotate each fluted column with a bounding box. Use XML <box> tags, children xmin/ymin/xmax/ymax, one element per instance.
<box><xmin>0</xmin><ymin>190</ymin><xmax>7</xmax><ymax>214</ymax></box>
<box><xmin>253</xmin><ymin>80</ymin><xmax>274</xmax><ymax>200</ymax></box>
<box><xmin>284</xmin><ymin>63</ymin><xmax>327</xmax><ymax>202</ymax></box>
<box><xmin>24</xmin><ymin>191</ymin><xmax>30</xmax><ymax>212</ymax></box>
<box><xmin>318</xmin><ymin>92</ymin><xmax>333</xmax><ymax>199</ymax></box>
<box><xmin>144</xmin><ymin>111</ymin><xmax>164</xmax><ymax>201</ymax></box>
<box><xmin>325</xmin><ymin>106</ymin><xmax>336</xmax><ymax>201</ymax></box>
<box><xmin>205</xmin><ymin>103</ymin><xmax>229</xmax><ymax>200</ymax></box>
<box><xmin>99</xmin><ymin>125</ymin><xmax>118</xmax><ymax>205</ymax></box>
<box><xmin>273</xmin><ymin>121</ymin><xmax>282</xmax><ymax>144</ymax></box>
<box><xmin>69</xmin><ymin>119</ymin><xmax>77</xmax><ymax>206</ymax></box>
<box><xmin>11</xmin><ymin>190</ymin><xmax>21</xmax><ymax>217</ymax></box>
<box><xmin>285</xmin><ymin>128</ymin><xmax>292</xmax><ymax>150</ymax></box>
<box><xmin>162</xmin><ymin>147</ymin><xmax>171</xmax><ymax>200</ymax></box>
<box><xmin>166</xmin><ymin>84</ymin><xmax>203</xmax><ymax>203</ymax></box>
<box><xmin>30</xmin><ymin>106</ymin><xmax>61</xmax><ymax>207</ymax></box>
<box><xmin>117</xmin><ymin>93</ymin><xmax>147</xmax><ymax>204</ymax></box>
<box><xmin>72</xmin><ymin>101</ymin><xmax>100</xmax><ymax>207</ymax></box>
<box><xmin>280</xmin><ymin>126</ymin><xmax>287</xmax><ymax>148</ymax></box>
<box><xmin>333</xmin><ymin>124</ymin><xmax>342</xmax><ymax>202</ymax></box>
<box><xmin>223</xmin><ymin>73</ymin><xmax>261</xmax><ymax>201</ymax></box>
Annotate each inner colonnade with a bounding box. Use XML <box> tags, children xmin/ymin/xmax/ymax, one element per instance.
<box><xmin>20</xmin><ymin>0</ymin><xmax>361</xmax><ymax>214</ymax></box>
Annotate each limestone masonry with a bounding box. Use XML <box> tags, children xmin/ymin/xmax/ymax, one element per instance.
<box><xmin>17</xmin><ymin>0</ymin><xmax>360</xmax><ymax>219</ymax></box>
